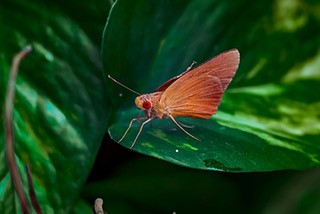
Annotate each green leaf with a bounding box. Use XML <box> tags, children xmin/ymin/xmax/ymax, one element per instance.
<box><xmin>71</xmin><ymin>199</ymin><xmax>94</xmax><ymax>214</ymax></box>
<box><xmin>103</xmin><ymin>0</ymin><xmax>320</xmax><ymax>171</ymax></box>
<box><xmin>258</xmin><ymin>169</ymin><xmax>320</xmax><ymax>214</ymax></box>
<box><xmin>0</xmin><ymin>0</ymin><xmax>109</xmax><ymax>212</ymax></box>
<box><xmin>83</xmin><ymin>157</ymin><xmax>241</xmax><ymax>214</ymax></box>
<box><xmin>83</xmin><ymin>158</ymin><xmax>320</xmax><ymax>214</ymax></box>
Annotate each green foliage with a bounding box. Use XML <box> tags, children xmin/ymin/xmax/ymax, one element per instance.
<box><xmin>103</xmin><ymin>0</ymin><xmax>320</xmax><ymax>171</ymax></box>
<box><xmin>83</xmin><ymin>157</ymin><xmax>320</xmax><ymax>214</ymax></box>
<box><xmin>1</xmin><ymin>0</ymin><xmax>320</xmax><ymax>213</ymax></box>
<box><xmin>0</xmin><ymin>0</ymin><xmax>110</xmax><ymax>213</ymax></box>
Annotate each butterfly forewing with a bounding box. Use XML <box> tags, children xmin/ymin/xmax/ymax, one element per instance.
<box><xmin>159</xmin><ymin>49</ymin><xmax>240</xmax><ymax>119</ymax></box>
<box><xmin>160</xmin><ymin>75</ymin><xmax>223</xmax><ymax>118</ymax></box>
<box><xmin>156</xmin><ymin>49</ymin><xmax>240</xmax><ymax>92</ymax></box>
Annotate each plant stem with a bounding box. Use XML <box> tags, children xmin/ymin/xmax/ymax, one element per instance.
<box><xmin>5</xmin><ymin>45</ymin><xmax>32</xmax><ymax>214</ymax></box>
<box><xmin>25</xmin><ymin>165</ymin><xmax>43</xmax><ymax>214</ymax></box>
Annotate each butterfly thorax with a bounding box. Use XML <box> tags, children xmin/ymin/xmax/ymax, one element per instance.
<box><xmin>135</xmin><ymin>92</ymin><xmax>168</xmax><ymax>119</ymax></box>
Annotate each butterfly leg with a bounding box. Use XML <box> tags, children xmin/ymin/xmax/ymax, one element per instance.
<box><xmin>176</xmin><ymin>119</ymin><xmax>194</xmax><ymax>129</ymax></box>
<box><xmin>130</xmin><ymin>117</ymin><xmax>153</xmax><ymax>148</ymax></box>
<box><xmin>136</xmin><ymin>112</ymin><xmax>142</xmax><ymax>123</ymax></box>
<box><xmin>118</xmin><ymin>117</ymin><xmax>148</xmax><ymax>143</ymax></box>
<box><xmin>168</xmin><ymin>115</ymin><xmax>201</xmax><ymax>141</ymax></box>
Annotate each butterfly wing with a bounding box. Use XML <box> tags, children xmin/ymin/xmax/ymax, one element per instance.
<box><xmin>160</xmin><ymin>75</ymin><xmax>223</xmax><ymax>118</ymax></box>
<box><xmin>159</xmin><ymin>49</ymin><xmax>240</xmax><ymax>118</ymax></box>
<box><xmin>156</xmin><ymin>49</ymin><xmax>239</xmax><ymax>92</ymax></box>
<box><xmin>156</xmin><ymin>70</ymin><xmax>188</xmax><ymax>92</ymax></box>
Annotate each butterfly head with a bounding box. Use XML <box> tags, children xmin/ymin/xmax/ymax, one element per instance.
<box><xmin>135</xmin><ymin>95</ymin><xmax>152</xmax><ymax>111</ymax></box>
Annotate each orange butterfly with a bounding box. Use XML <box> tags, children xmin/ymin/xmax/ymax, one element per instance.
<box><xmin>109</xmin><ymin>49</ymin><xmax>240</xmax><ymax>148</ymax></box>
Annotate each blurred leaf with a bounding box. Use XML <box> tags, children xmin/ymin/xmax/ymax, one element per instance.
<box><xmin>53</xmin><ymin>0</ymin><xmax>112</xmax><ymax>44</ymax></box>
<box><xmin>71</xmin><ymin>199</ymin><xmax>94</xmax><ymax>214</ymax></box>
<box><xmin>103</xmin><ymin>0</ymin><xmax>320</xmax><ymax>171</ymax></box>
<box><xmin>83</xmin><ymin>157</ymin><xmax>320</xmax><ymax>214</ymax></box>
<box><xmin>259</xmin><ymin>169</ymin><xmax>320</xmax><ymax>214</ymax></box>
<box><xmin>0</xmin><ymin>0</ymin><xmax>109</xmax><ymax>212</ymax></box>
<box><xmin>83</xmin><ymin>157</ymin><xmax>241</xmax><ymax>214</ymax></box>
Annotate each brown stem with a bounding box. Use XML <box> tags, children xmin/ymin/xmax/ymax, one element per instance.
<box><xmin>25</xmin><ymin>165</ymin><xmax>43</xmax><ymax>214</ymax></box>
<box><xmin>5</xmin><ymin>45</ymin><xmax>32</xmax><ymax>214</ymax></box>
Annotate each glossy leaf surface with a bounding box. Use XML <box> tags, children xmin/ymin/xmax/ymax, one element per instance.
<box><xmin>0</xmin><ymin>0</ymin><xmax>110</xmax><ymax>212</ymax></box>
<box><xmin>104</xmin><ymin>0</ymin><xmax>320</xmax><ymax>172</ymax></box>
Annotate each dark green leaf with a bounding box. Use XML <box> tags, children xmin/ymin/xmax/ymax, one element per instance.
<box><xmin>84</xmin><ymin>157</ymin><xmax>241</xmax><ymax>214</ymax></box>
<box><xmin>83</xmin><ymin>157</ymin><xmax>320</xmax><ymax>214</ymax></box>
<box><xmin>103</xmin><ymin>0</ymin><xmax>320</xmax><ymax>171</ymax></box>
<box><xmin>71</xmin><ymin>199</ymin><xmax>94</xmax><ymax>214</ymax></box>
<box><xmin>0</xmin><ymin>0</ymin><xmax>109</xmax><ymax>212</ymax></box>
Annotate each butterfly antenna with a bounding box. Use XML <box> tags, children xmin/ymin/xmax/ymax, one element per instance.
<box><xmin>108</xmin><ymin>75</ymin><xmax>141</xmax><ymax>95</ymax></box>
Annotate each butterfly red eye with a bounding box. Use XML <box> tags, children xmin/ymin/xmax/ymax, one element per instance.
<box><xmin>143</xmin><ymin>101</ymin><xmax>151</xmax><ymax>109</ymax></box>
